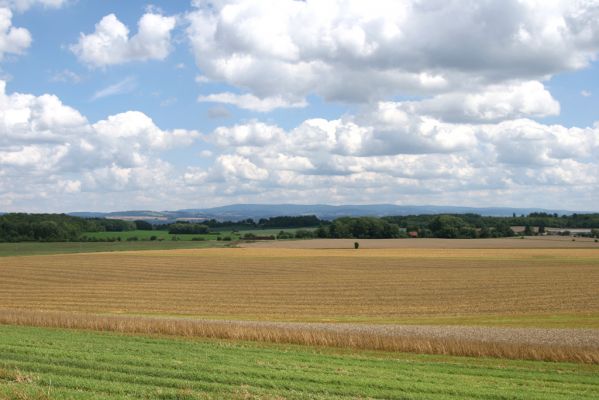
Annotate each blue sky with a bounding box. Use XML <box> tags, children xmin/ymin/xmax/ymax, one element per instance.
<box><xmin>1</xmin><ymin>0</ymin><xmax>598</xmax><ymax>212</ymax></box>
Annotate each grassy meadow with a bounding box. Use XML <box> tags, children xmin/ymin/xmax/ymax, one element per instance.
<box><xmin>0</xmin><ymin>228</ymin><xmax>317</xmax><ymax>257</ymax></box>
<box><xmin>81</xmin><ymin>227</ymin><xmax>316</xmax><ymax>241</ymax></box>
<box><xmin>1</xmin><ymin>325</ymin><xmax>598</xmax><ymax>400</ymax></box>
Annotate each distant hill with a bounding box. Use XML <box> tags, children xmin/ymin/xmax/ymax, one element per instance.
<box><xmin>67</xmin><ymin>204</ymin><xmax>581</xmax><ymax>223</ymax></box>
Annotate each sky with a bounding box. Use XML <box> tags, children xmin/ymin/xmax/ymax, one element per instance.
<box><xmin>0</xmin><ymin>0</ymin><xmax>598</xmax><ymax>212</ymax></box>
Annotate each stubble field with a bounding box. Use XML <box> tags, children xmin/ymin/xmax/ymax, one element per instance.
<box><xmin>1</xmin><ymin>247</ymin><xmax>599</xmax><ymax>361</ymax></box>
<box><xmin>2</xmin><ymin>244</ymin><xmax>599</xmax><ymax>398</ymax></box>
<box><xmin>1</xmin><ymin>247</ymin><xmax>598</xmax><ymax>324</ymax></box>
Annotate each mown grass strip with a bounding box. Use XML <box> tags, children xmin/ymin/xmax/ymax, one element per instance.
<box><xmin>0</xmin><ymin>325</ymin><xmax>598</xmax><ymax>399</ymax></box>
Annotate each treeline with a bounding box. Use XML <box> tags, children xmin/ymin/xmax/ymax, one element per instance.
<box><xmin>504</xmin><ymin>212</ymin><xmax>599</xmax><ymax>229</ymax></box>
<box><xmin>382</xmin><ymin>214</ymin><xmax>514</xmax><ymax>238</ymax></box>
<box><xmin>315</xmin><ymin>217</ymin><xmax>403</xmax><ymax>239</ymax></box>
<box><xmin>0</xmin><ymin>214</ymin><xmax>136</xmax><ymax>242</ymax></box>
<box><xmin>167</xmin><ymin>223</ymin><xmax>209</xmax><ymax>234</ymax></box>
<box><xmin>2</xmin><ymin>212</ymin><xmax>599</xmax><ymax>243</ymax></box>
<box><xmin>192</xmin><ymin>215</ymin><xmax>321</xmax><ymax>231</ymax></box>
<box><xmin>311</xmin><ymin>215</ymin><xmax>513</xmax><ymax>239</ymax></box>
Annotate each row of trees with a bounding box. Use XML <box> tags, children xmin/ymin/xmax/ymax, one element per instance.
<box><xmin>167</xmin><ymin>223</ymin><xmax>210</xmax><ymax>234</ymax></box>
<box><xmin>383</xmin><ymin>213</ymin><xmax>599</xmax><ymax>232</ymax></box>
<box><xmin>2</xmin><ymin>212</ymin><xmax>598</xmax><ymax>242</ymax></box>
<box><xmin>315</xmin><ymin>217</ymin><xmax>403</xmax><ymax>239</ymax></box>
<box><xmin>189</xmin><ymin>215</ymin><xmax>321</xmax><ymax>231</ymax></box>
<box><xmin>311</xmin><ymin>215</ymin><xmax>514</xmax><ymax>239</ymax></box>
<box><xmin>0</xmin><ymin>214</ymin><xmax>137</xmax><ymax>242</ymax></box>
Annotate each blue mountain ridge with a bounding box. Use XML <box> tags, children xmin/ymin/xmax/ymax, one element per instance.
<box><xmin>66</xmin><ymin>203</ymin><xmax>585</xmax><ymax>222</ymax></box>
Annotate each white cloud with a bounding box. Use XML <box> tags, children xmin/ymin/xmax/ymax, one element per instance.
<box><xmin>397</xmin><ymin>81</ymin><xmax>560</xmax><ymax>123</ymax></box>
<box><xmin>92</xmin><ymin>111</ymin><xmax>197</xmax><ymax>150</ymax></box>
<box><xmin>0</xmin><ymin>81</ymin><xmax>199</xmax><ymax>210</ymax></box>
<box><xmin>581</xmin><ymin>90</ymin><xmax>592</xmax><ymax>97</ymax></box>
<box><xmin>198</xmin><ymin>92</ymin><xmax>307</xmax><ymax>112</ymax></box>
<box><xmin>0</xmin><ymin>8</ymin><xmax>31</xmax><ymax>59</ymax></box>
<box><xmin>186</xmin><ymin>0</ymin><xmax>599</xmax><ymax>107</ymax></box>
<box><xmin>193</xmin><ymin>100</ymin><xmax>599</xmax><ymax>209</ymax></box>
<box><xmin>50</xmin><ymin>69</ymin><xmax>82</xmax><ymax>84</ymax></box>
<box><xmin>71</xmin><ymin>12</ymin><xmax>176</xmax><ymax>67</ymax></box>
<box><xmin>210</xmin><ymin>121</ymin><xmax>284</xmax><ymax>147</ymax></box>
<box><xmin>0</xmin><ymin>0</ymin><xmax>66</xmax><ymax>12</ymax></box>
<box><xmin>91</xmin><ymin>77</ymin><xmax>137</xmax><ymax>100</ymax></box>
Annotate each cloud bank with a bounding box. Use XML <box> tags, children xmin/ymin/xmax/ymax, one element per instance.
<box><xmin>187</xmin><ymin>0</ymin><xmax>599</xmax><ymax>108</ymax></box>
<box><xmin>2</xmin><ymin>0</ymin><xmax>599</xmax><ymax>211</ymax></box>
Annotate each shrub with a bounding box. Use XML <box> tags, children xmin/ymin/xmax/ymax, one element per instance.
<box><xmin>294</xmin><ymin>229</ymin><xmax>315</xmax><ymax>239</ymax></box>
<box><xmin>277</xmin><ymin>231</ymin><xmax>294</xmax><ymax>240</ymax></box>
<box><xmin>168</xmin><ymin>223</ymin><xmax>209</xmax><ymax>235</ymax></box>
<box><xmin>126</xmin><ymin>236</ymin><xmax>138</xmax><ymax>241</ymax></box>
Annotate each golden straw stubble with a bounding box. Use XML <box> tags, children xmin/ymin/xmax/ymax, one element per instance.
<box><xmin>1</xmin><ymin>248</ymin><xmax>597</xmax><ymax>320</ymax></box>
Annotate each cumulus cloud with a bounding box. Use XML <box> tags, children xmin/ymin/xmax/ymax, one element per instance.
<box><xmin>71</xmin><ymin>12</ymin><xmax>176</xmax><ymax>67</ymax></box>
<box><xmin>198</xmin><ymin>92</ymin><xmax>307</xmax><ymax>112</ymax></box>
<box><xmin>210</xmin><ymin>121</ymin><xmax>284</xmax><ymax>147</ymax></box>
<box><xmin>193</xmin><ymin>100</ymin><xmax>599</xmax><ymax>209</ymax></box>
<box><xmin>0</xmin><ymin>81</ymin><xmax>199</xmax><ymax>210</ymax></box>
<box><xmin>0</xmin><ymin>0</ymin><xmax>66</xmax><ymax>12</ymax></box>
<box><xmin>396</xmin><ymin>81</ymin><xmax>560</xmax><ymax>123</ymax></box>
<box><xmin>186</xmin><ymin>0</ymin><xmax>599</xmax><ymax>107</ymax></box>
<box><xmin>0</xmin><ymin>8</ymin><xmax>31</xmax><ymax>59</ymax></box>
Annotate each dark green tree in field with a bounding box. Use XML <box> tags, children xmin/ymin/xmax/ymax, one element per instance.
<box><xmin>134</xmin><ymin>220</ymin><xmax>154</xmax><ymax>230</ymax></box>
<box><xmin>524</xmin><ymin>225</ymin><xmax>534</xmax><ymax>236</ymax></box>
<box><xmin>168</xmin><ymin>223</ymin><xmax>210</xmax><ymax>234</ymax></box>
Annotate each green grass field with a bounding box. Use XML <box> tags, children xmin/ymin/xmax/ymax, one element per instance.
<box><xmin>81</xmin><ymin>229</ymin><xmax>225</xmax><ymax>241</ymax></box>
<box><xmin>0</xmin><ymin>228</ymin><xmax>317</xmax><ymax>257</ymax></box>
<box><xmin>81</xmin><ymin>227</ymin><xmax>316</xmax><ymax>241</ymax></box>
<box><xmin>0</xmin><ymin>325</ymin><xmax>597</xmax><ymax>400</ymax></box>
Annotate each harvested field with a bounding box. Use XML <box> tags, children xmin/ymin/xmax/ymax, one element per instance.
<box><xmin>1</xmin><ymin>248</ymin><xmax>598</xmax><ymax>326</ymax></box>
<box><xmin>241</xmin><ymin>237</ymin><xmax>599</xmax><ymax>249</ymax></box>
<box><xmin>1</xmin><ymin>309</ymin><xmax>598</xmax><ymax>363</ymax></box>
